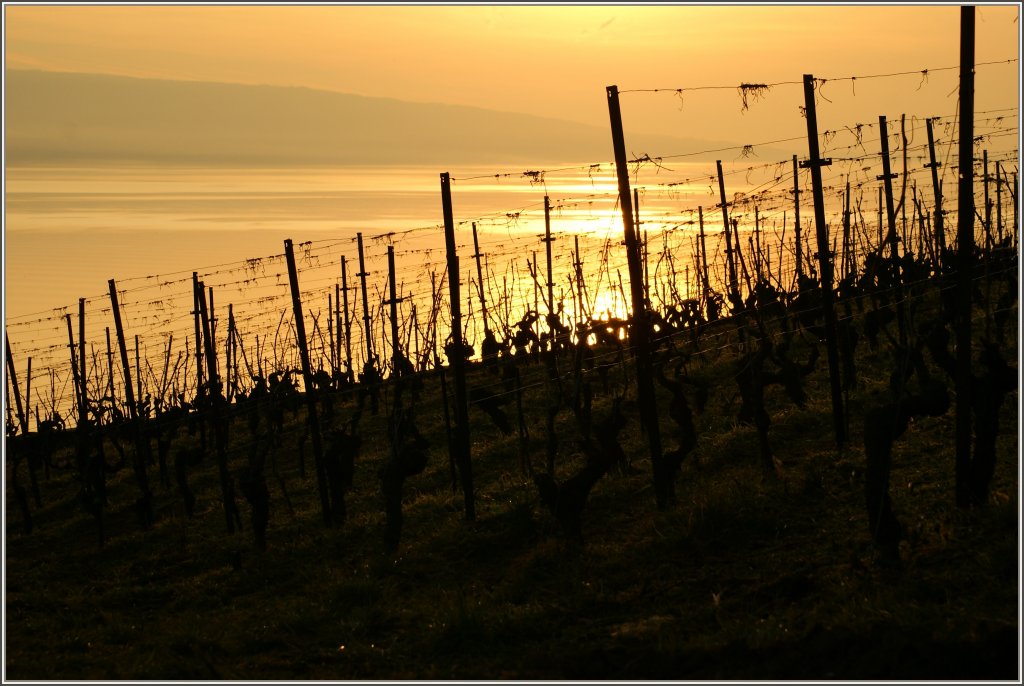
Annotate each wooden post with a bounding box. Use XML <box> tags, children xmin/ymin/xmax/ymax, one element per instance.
<box><xmin>754</xmin><ymin>206</ymin><xmax>763</xmax><ymax>282</ymax></box>
<box><xmin>917</xmin><ymin>193</ymin><xmax>931</xmax><ymax>267</ymax></box>
<box><xmin>876</xmin><ymin>186</ymin><xmax>883</xmax><ymax>255</ymax></box>
<box><xmin>842</xmin><ymin>181</ymin><xmax>852</xmax><ymax>284</ymax></box>
<box><xmin>327</xmin><ymin>292</ymin><xmax>335</xmax><ymax>376</ymax></box>
<box><xmin>192</xmin><ymin>273</ymin><xmax>204</xmax><ymax>397</ymax></box>
<box><xmin>134</xmin><ymin>335</ymin><xmax>142</xmax><ymax>410</ymax></box>
<box><xmin>5</xmin><ymin>333</ymin><xmax>28</xmax><ymax>435</ymax></box>
<box><xmin>108</xmin><ymin>278</ymin><xmax>153</xmax><ymax>528</ymax></box>
<box><xmin>208</xmin><ymin>286</ymin><xmax>218</xmax><ymax>381</ymax></box>
<box><xmin>983</xmin><ymin>150</ymin><xmax>992</xmax><ymax>253</ymax></box>
<box><xmin>334</xmin><ymin>283</ymin><xmax>342</xmax><ymax>377</ymax></box>
<box><xmin>716</xmin><ymin>160</ymin><xmax>740</xmax><ymax>309</ymax></box>
<box><xmin>792</xmin><ymin>155</ymin><xmax>803</xmax><ymax>281</ymax></box>
<box><xmin>356</xmin><ymin>233</ymin><xmax>374</xmax><ymax>373</ymax></box>
<box><xmin>643</xmin><ymin>229</ymin><xmax>650</xmax><ymax>309</ymax></box>
<box><xmin>732</xmin><ymin>217</ymin><xmax>753</xmax><ymax>306</ymax></box>
<box><xmin>698</xmin><ymin>206</ymin><xmax>710</xmax><ymax>305</ymax></box>
<box><xmin>996</xmin><ymin>160</ymin><xmax>1003</xmax><ymax>245</ymax></box>
<box><xmin>471</xmin><ymin>222</ymin><xmax>490</xmax><ymax>337</ymax></box>
<box><xmin>24</xmin><ymin>357</ymin><xmax>31</xmax><ymax>431</ymax></box>
<box><xmin>574</xmin><ymin>235</ymin><xmax>586</xmax><ymax>325</ymax></box>
<box><xmin>385</xmin><ymin>245</ymin><xmax>405</xmax><ymax>384</ymax></box>
<box><xmin>284</xmin><ymin>238</ymin><xmax>334</xmax><ymax>525</ymax></box>
<box><xmin>532</xmin><ymin>250</ymin><xmax>540</xmax><ymax>328</ymax></box>
<box><xmin>78</xmin><ymin>298</ymin><xmax>86</xmax><ymax>416</ymax></box>
<box><xmin>607</xmin><ymin>85</ymin><xmax>667</xmax><ymax>507</ymax></box>
<box><xmin>105</xmin><ymin>327</ymin><xmax>115</xmax><ymax>403</ymax></box>
<box><xmin>543</xmin><ymin>196</ymin><xmax>556</xmax><ymax>335</ymax></box>
<box><xmin>441</xmin><ymin>172</ymin><xmax>475</xmax><ymax>521</ymax></box>
<box><xmin>226</xmin><ymin>305</ymin><xmax>235</xmax><ymax>400</ymax></box>
<box><xmin>192</xmin><ymin>278</ymin><xmax>209</xmax><ymax>450</ymax></box>
<box><xmin>341</xmin><ymin>256</ymin><xmax>353</xmax><ymax>382</ymax></box>
<box><xmin>636</xmin><ymin>189</ymin><xmax>650</xmax><ymax>309</ymax></box>
<box><xmin>801</xmin><ymin>73</ymin><xmax>846</xmax><ymax>448</ymax></box>
<box><xmin>412</xmin><ymin>303</ymin><xmax>421</xmax><ymax>372</ymax></box>
<box><xmin>63</xmin><ymin>316</ymin><xmax>84</xmax><ymax>426</ymax></box>
<box><xmin>925</xmin><ymin>117</ymin><xmax>946</xmax><ymax>267</ymax></box>
<box><xmin>1013</xmin><ymin>172</ymin><xmax>1019</xmax><ymax>250</ymax></box>
<box><xmin>955</xmin><ymin>6</ymin><xmax>975</xmax><ymax>507</ymax></box>
<box><xmin>878</xmin><ymin>114</ymin><xmax>907</xmax><ymax>347</ymax></box>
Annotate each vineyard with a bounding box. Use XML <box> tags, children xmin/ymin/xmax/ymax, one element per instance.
<box><xmin>4</xmin><ymin>25</ymin><xmax>1021</xmax><ymax>681</ymax></box>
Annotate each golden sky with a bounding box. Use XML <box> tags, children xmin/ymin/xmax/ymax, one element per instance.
<box><xmin>4</xmin><ymin>4</ymin><xmax>1020</xmax><ymax>143</ymax></box>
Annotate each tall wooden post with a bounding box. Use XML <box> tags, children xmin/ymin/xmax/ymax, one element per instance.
<box><xmin>754</xmin><ymin>206</ymin><xmax>763</xmax><ymax>282</ymax></box>
<box><xmin>471</xmin><ymin>222</ymin><xmax>490</xmax><ymax>337</ymax></box>
<box><xmin>643</xmin><ymin>229</ymin><xmax>651</xmax><ymax>309</ymax></box>
<box><xmin>574</xmin><ymin>235</ymin><xmax>585</xmax><ymax>325</ymax></box>
<box><xmin>1013</xmin><ymin>172</ymin><xmax>1018</xmax><ymax>250</ymax></box>
<box><xmin>792</xmin><ymin>155</ymin><xmax>803</xmax><ymax>280</ymax></box>
<box><xmin>208</xmin><ymin>286</ymin><xmax>218</xmax><ymax>381</ymax></box>
<box><xmin>716</xmin><ymin>160</ymin><xmax>739</xmax><ymax>309</ymax></box>
<box><xmin>24</xmin><ymin>357</ymin><xmax>31</xmax><ymax>431</ymax></box>
<box><xmin>63</xmin><ymin>316</ymin><xmax>84</xmax><ymax>426</ymax></box>
<box><xmin>878</xmin><ymin>114</ymin><xmax>907</xmax><ymax>347</ymax></box>
<box><xmin>925</xmin><ymin>117</ymin><xmax>946</xmax><ymax>268</ymax></box>
<box><xmin>636</xmin><ymin>189</ymin><xmax>650</xmax><ymax>309</ymax></box>
<box><xmin>192</xmin><ymin>278</ymin><xmax>209</xmax><ymax>450</ymax></box>
<box><xmin>356</xmin><ymin>233</ymin><xmax>374</xmax><ymax>372</ymax></box>
<box><xmin>698</xmin><ymin>206</ymin><xmax>710</xmax><ymax>304</ymax></box>
<box><xmin>532</xmin><ymin>250</ymin><xmax>540</xmax><ymax>326</ymax></box>
<box><xmin>441</xmin><ymin>172</ymin><xmax>475</xmax><ymax>521</ymax></box>
<box><xmin>334</xmin><ymin>284</ymin><xmax>342</xmax><ymax>376</ymax></box>
<box><xmin>842</xmin><ymin>181</ymin><xmax>852</xmax><ymax>283</ymax></box>
<box><xmin>284</xmin><ymin>239</ymin><xmax>334</xmax><ymax>525</ymax></box>
<box><xmin>226</xmin><ymin>304</ymin><xmax>236</xmax><ymax>400</ymax></box>
<box><xmin>327</xmin><ymin>292</ymin><xmax>335</xmax><ymax>375</ymax></box>
<box><xmin>607</xmin><ymin>85</ymin><xmax>667</xmax><ymax>507</ymax></box>
<box><xmin>877</xmin><ymin>186</ymin><xmax>884</xmax><ymax>254</ymax></box>
<box><xmin>995</xmin><ymin>160</ymin><xmax>1003</xmax><ymax>245</ymax></box>
<box><xmin>5</xmin><ymin>333</ymin><xmax>28</xmax><ymax>435</ymax></box>
<box><xmin>385</xmin><ymin>246</ymin><xmax>405</xmax><ymax>382</ymax></box>
<box><xmin>983</xmin><ymin>150</ymin><xmax>992</xmax><ymax>253</ymax></box>
<box><xmin>955</xmin><ymin>6</ymin><xmax>976</xmax><ymax>507</ymax></box>
<box><xmin>412</xmin><ymin>303</ymin><xmax>421</xmax><ymax>372</ymax></box>
<box><xmin>78</xmin><ymin>298</ymin><xmax>86</xmax><ymax>416</ymax></box>
<box><xmin>543</xmin><ymin>196</ymin><xmax>556</xmax><ymax>333</ymax></box>
<box><xmin>105</xmin><ymin>327</ymin><xmax>115</xmax><ymax>402</ymax></box>
<box><xmin>192</xmin><ymin>273</ymin><xmax>204</xmax><ymax>397</ymax></box>
<box><xmin>341</xmin><ymin>256</ymin><xmax>353</xmax><ymax>381</ymax></box>
<box><xmin>108</xmin><ymin>278</ymin><xmax>153</xmax><ymax>527</ymax></box>
<box><xmin>801</xmin><ymin>74</ymin><xmax>846</xmax><ymax>448</ymax></box>
<box><xmin>134</xmin><ymin>335</ymin><xmax>142</xmax><ymax>410</ymax></box>
<box><xmin>159</xmin><ymin>334</ymin><xmax>172</xmax><ymax>407</ymax></box>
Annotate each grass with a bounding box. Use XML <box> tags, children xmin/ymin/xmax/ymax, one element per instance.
<box><xmin>4</xmin><ymin>298</ymin><xmax>1020</xmax><ymax>680</ymax></box>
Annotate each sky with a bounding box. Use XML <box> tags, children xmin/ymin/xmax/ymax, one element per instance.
<box><xmin>3</xmin><ymin>3</ymin><xmax>1021</xmax><ymax>145</ymax></box>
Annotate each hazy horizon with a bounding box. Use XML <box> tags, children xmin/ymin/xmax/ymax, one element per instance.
<box><xmin>5</xmin><ymin>68</ymin><xmax>759</xmax><ymax>169</ymax></box>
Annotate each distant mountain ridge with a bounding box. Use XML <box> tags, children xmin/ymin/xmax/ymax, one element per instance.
<box><xmin>5</xmin><ymin>69</ymin><xmax>746</xmax><ymax>167</ymax></box>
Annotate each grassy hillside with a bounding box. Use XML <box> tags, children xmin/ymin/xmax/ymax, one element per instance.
<box><xmin>4</xmin><ymin>285</ymin><xmax>1019</xmax><ymax>680</ymax></box>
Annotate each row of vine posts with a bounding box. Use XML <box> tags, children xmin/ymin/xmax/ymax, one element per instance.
<box><xmin>4</xmin><ymin>7</ymin><xmax>1018</xmax><ymax>558</ymax></box>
